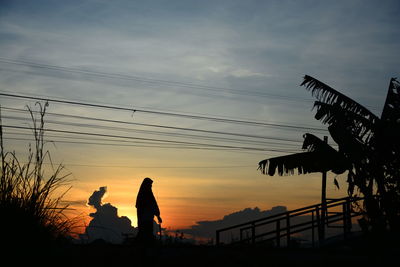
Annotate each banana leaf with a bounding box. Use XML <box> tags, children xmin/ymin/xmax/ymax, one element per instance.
<box><xmin>259</xmin><ymin>134</ymin><xmax>350</xmax><ymax>176</ymax></box>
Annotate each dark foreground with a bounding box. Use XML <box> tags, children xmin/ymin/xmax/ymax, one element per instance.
<box><xmin>8</xmin><ymin>234</ymin><xmax>400</xmax><ymax>267</ymax></box>
<box><xmin>65</xmin><ymin>244</ymin><xmax>397</xmax><ymax>267</ymax></box>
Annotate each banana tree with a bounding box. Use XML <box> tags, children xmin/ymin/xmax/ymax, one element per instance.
<box><xmin>259</xmin><ymin>75</ymin><xmax>400</xmax><ymax>232</ymax></box>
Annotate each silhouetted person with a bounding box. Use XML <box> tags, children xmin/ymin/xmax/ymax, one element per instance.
<box><xmin>135</xmin><ymin>177</ymin><xmax>162</xmax><ymax>243</ymax></box>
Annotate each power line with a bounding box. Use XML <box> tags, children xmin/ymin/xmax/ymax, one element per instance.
<box><xmin>0</xmin><ymin>57</ymin><xmax>381</xmax><ymax>115</ymax></box>
<box><xmin>6</xmin><ymin>131</ymin><xmax>295</xmax><ymax>149</ymax></box>
<box><xmin>3</xmin><ymin>125</ymin><xmax>302</xmax><ymax>153</ymax></box>
<box><xmin>0</xmin><ymin>90</ymin><xmax>324</xmax><ymax>130</ymax></box>
<box><xmin>5</xmin><ymin>130</ymin><xmax>337</xmax><ymax>150</ymax></box>
<box><xmin>0</xmin><ymin>57</ymin><xmax>312</xmax><ymax>101</ymax></box>
<box><xmin>1</xmin><ymin>106</ymin><xmax>315</xmax><ymax>141</ymax></box>
<box><xmin>2</xmin><ymin>115</ymin><xmax>304</xmax><ymax>147</ymax></box>
<box><xmin>2</xmin><ymin>107</ymin><xmax>338</xmax><ymax>152</ymax></box>
<box><xmin>16</xmin><ymin>160</ymin><xmax>257</xmax><ymax>169</ymax></box>
<box><xmin>4</xmin><ymin>136</ymin><xmax>300</xmax><ymax>154</ymax></box>
<box><xmin>2</xmin><ymin>107</ymin><xmax>338</xmax><ymax>153</ymax></box>
<box><xmin>0</xmin><ymin>57</ymin><xmax>382</xmax><ymax>112</ymax></box>
<box><xmin>3</xmin><ymin>136</ymin><xmax>265</xmax><ymax>151</ymax></box>
<box><xmin>0</xmin><ymin>92</ymin><xmax>328</xmax><ymax>132</ymax></box>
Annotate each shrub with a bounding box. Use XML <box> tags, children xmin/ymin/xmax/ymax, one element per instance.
<box><xmin>0</xmin><ymin>102</ymin><xmax>73</xmax><ymax>249</ymax></box>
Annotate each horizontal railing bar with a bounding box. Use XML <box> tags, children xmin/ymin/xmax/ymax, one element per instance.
<box><xmin>256</xmin><ymin>213</ymin><xmax>361</xmax><ymax>242</ymax></box>
<box><xmin>239</xmin><ymin>206</ymin><xmax>359</xmax><ymax>232</ymax></box>
<box><xmin>236</xmin><ymin>211</ymin><xmax>363</xmax><ymax>244</ymax></box>
<box><xmin>217</xmin><ymin>197</ymin><xmax>360</xmax><ymax>233</ymax></box>
<box><xmin>217</xmin><ymin>196</ymin><xmax>371</xmax><ymax>245</ymax></box>
<box><xmin>259</xmin><ymin>219</ymin><xmax>351</xmax><ymax>244</ymax></box>
<box><xmin>252</xmin><ymin>220</ymin><xmax>317</xmax><ymax>240</ymax></box>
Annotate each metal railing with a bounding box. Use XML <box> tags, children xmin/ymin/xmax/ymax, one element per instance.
<box><xmin>216</xmin><ymin>196</ymin><xmax>364</xmax><ymax>247</ymax></box>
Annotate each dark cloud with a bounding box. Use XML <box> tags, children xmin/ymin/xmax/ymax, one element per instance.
<box><xmin>179</xmin><ymin>206</ymin><xmax>286</xmax><ymax>241</ymax></box>
<box><xmin>80</xmin><ymin>186</ymin><xmax>137</xmax><ymax>244</ymax></box>
<box><xmin>87</xmin><ymin>186</ymin><xmax>106</xmax><ymax>210</ymax></box>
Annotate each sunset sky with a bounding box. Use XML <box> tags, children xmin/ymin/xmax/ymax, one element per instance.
<box><xmin>0</xmin><ymin>0</ymin><xmax>399</xmax><ymax>233</ymax></box>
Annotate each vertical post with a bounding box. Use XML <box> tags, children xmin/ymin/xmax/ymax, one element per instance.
<box><xmin>311</xmin><ymin>211</ymin><xmax>315</xmax><ymax>247</ymax></box>
<box><xmin>286</xmin><ymin>213</ymin><xmax>291</xmax><ymax>247</ymax></box>
<box><xmin>343</xmin><ymin>198</ymin><xmax>352</xmax><ymax>238</ymax></box>
<box><xmin>276</xmin><ymin>220</ymin><xmax>281</xmax><ymax>248</ymax></box>
<box><xmin>216</xmin><ymin>230</ymin><xmax>220</xmax><ymax>246</ymax></box>
<box><xmin>346</xmin><ymin>199</ymin><xmax>352</xmax><ymax>232</ymax></box>
<box><xmin>251</xmin><ymin>222</ymin><xmax>255</xmax><ymax>245</ymax></box>
<box><xmin>316</xmin><ymin>206</ymin><xmax>322</xmax><ymax>244</ymax></box>
<box><xmin>342</xmin><ymin>202</ymin><xmax>348</xmax><ymax>238</ymax></box>
<box><xmin>320</xmin><ymin>135</ymin><xmax>328</xmax><ymax>241</ymax></box>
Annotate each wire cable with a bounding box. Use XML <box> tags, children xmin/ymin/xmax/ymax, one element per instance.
<box><xmin>0</xmin><ymin>92</ymin><xmax>328</xmax><ymax>131</ymax></box>
<box><xmin>0</xmin><ymin>57</ymin><xmax>312</xmax><ymax>101</ymax></box>
<box><xmin>2</xmin><ymin>115</ymin><xmax>304</xmax><ymax>147</ymax></box>
<box><xmin>2</xmin><ymin>125</ymin><xmax>302</xmax><ymax>153</ymax></box>
<box><xmin>1</xmin><ymin>106</ymin><xmax>316</xmax><ymax>141</ymax></box>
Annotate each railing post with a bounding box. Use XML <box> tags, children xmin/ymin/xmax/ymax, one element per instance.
<box><xmin>342</xmin><ymin>202</ymin><xmax>348</xmax><ymax>238</ymax></box>
<box><xmin>316</xmin><ymin>206</ymin><xmax>323</xmax><ymax>244</ymax></box>
<box><xmin>346</xmin><ymin>199</ymin><xmax>352</xmax><ymax>232</ymax></box>
<box><xmin>276</xmin><ymin>219</ymin><xmax>281</xmax><ymax>248</ymax></box>
<box><xmin>311</xmin><ymin>211</ymin><xmax>315</xmax><ymax>248</ymax></box>
<box><xmin>216</xmin><ymin>230</ymin><xmax>220</xmax><ymax>246</ymax></box>
<box><xmin>343</xmin><ymin>198</ymin><xmax>352</xmax><ymax>238</ymax></box>
<box><xmin>251</xmin><ymin>222</ymin><xmax>255</xmax><ymax>245</ymax></box>
<box><xmin>286</xmin><ymin>213</ymin><xmax>291</xmax><ymax>247</ymax></box>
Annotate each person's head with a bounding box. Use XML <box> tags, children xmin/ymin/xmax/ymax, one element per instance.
<box><xmin>136</xmin><ymin>177</ymin><xmax>154</xmax><ymax>208</ymax></box>
<box><xmin>140</xmin><ymin>177</ymin><xmax>153</xmax><ymax>191</ymax></box>
<box><xmin>143</xmin><ymin>177</ymin><xmax>153</xmax><ymax>185</ymax></box>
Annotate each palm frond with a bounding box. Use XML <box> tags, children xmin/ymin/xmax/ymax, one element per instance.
<box><xmin>258</xmin><ymin>152</ymin><xmax>325</xmax><ymax>176</ymax></box>
<box><xmin>301</xmin><ymin>75</ymin><xmax>378</xmax><ymax>121</ymax></box>
<box><xmin>328</xmin><ymin>124</ymin><xmax>367</xmax><ymax>162</ymax></box>
<box><xmin>259</xmin><ymin>151</ymin><xmax>348</xmax><ymax>176</ymax></box>
<box><xmin>313</xmin><ymin>101</ymin><xmax>377</xmax><ymax>141</ymax></box>
<box><xmin>259</xmin><ymin>134</ymin><xmax>349</xmax><ymax>176</ymax></box>
<box><xmin>302</xmin><ymin>133</ymin><xmax>334</xmax><ymax>153</ymax></box>
<box><xmin>381</xmin><ymin>78</ymin><xmax>400</xmax><ymax>122</ymax></box>
<box><xmin>302</xmin><ymin>133</ymin><xmax>351</xmax><ymax>174</ymax></box>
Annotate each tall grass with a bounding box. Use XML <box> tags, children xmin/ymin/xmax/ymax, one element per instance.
<box><xmin>0</xmin><ymin>102</ymin><xmax>73</xmax><ymax>247</ymax></box>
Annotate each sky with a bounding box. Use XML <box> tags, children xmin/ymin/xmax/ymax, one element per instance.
<box><xmin>0</xmin><ymin>0</ymin><xmax>399</xmax><ymax>237</ymax></box>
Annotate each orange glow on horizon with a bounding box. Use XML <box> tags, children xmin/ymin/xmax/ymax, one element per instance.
<box><xmin>51</xmin><ymin>149</ymin><xmax>350</xmax><ymax>236</ymax></box>
<box><xmin>64</xmin><ymin>169</ymin><xmax>349</xmax><ymax>235</ymax></box>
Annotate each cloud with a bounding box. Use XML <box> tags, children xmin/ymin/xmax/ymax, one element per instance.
<box><xmin>1</xmin><ymin>0</ymin><xmax>398</xmax><ymax>117</ymax></box>
<box><xmin>87</xmin><ymin>186</ymin><xmax>106</xmax><ymax>210</ymax></box>
<box><xmin>81</xmin><ymin>186</ymin><xmax>137</xmax><ymax>244</ymax></box>
<box><xmin>178</xmin><ymin>206</ymin><xmax>286</xmax><ymax>241</ymax></box>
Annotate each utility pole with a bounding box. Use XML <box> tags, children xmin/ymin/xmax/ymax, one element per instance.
<box><xmin>319</xmin><ymin>136</ymin><xmax>328</xmax><ymax>242</ymax></box>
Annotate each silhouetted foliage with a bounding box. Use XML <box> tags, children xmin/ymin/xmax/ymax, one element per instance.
<box><xmin>259</xmin><ymin>133</ymin><xmax>349</xmax><ymax>176</ymax></box>
<box><xmin>0</xmin><ymin>102</ymin><xmax>74</xmax><ymax>249</ymax></box>
<box><xmin>259</xmin><ymin>76</ymin><xmax>400</xmax><ymax>233</ymax></box>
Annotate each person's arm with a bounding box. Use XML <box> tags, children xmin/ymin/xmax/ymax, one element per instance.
<box><xmin>152</xmin><ymin>194</ymin><xmax>162</xmax><ymax>223</ymax></box>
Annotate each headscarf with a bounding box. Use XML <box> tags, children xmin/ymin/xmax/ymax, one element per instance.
<box><xmin>135</xmin><ymin>177</ymin><xmax>160</xmax><ymax>216</ymax></box>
